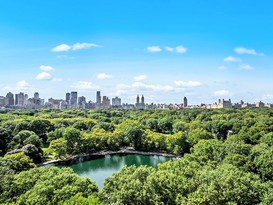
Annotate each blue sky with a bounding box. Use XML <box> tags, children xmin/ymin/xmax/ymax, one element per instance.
<box><xmin>1</xmin><ymin>0</ymin><xmax>273</xmax><ymax>104</ymax></box>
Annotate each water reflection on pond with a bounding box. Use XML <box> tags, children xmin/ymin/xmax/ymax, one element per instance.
<box><xmin>59</xmin><ymin>154</ymin><xmax>173</xmax><ymax>189</ymax></box>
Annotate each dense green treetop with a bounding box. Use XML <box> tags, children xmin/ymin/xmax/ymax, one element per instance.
<box><xmin>1</xmin><ymin>108</ymin><xmax>273</xmax><ymax>204</ymax></box>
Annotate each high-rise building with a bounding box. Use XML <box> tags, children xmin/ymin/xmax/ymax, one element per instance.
<box><xmin>24</xmin><ymin>94</ymin><xmax>28</xmax><ymax>105</ymax></box>
<box><xmin>217</xmin><ymin>99</ymin><xmax>232</xmax><ymax>108</ymax></box>
<box><xmin>96</xmin><ymin>91</ymin><xmax>101</xmax><ymax>108</ymax></box>
<box><xmin>0</xmin><ymin>96</ymin><xmax>6</xmax><ymax>107</ymax></box>
<box><xmin>183</xmin><ymin>97</ymin><xmax>188</xmax><ymax>108</ymax></box>
<box><xmin>47</xmin><ymin>98</ymin><xmax>63</xmax><ymax>109</ymax></box>
<box><xmin>78</xmin><ymin>96</ymin><xmax>86</xmax><ymax>105</ymax></box>
<box><xmin>141</xmin><ymin>95</ymin><xmax>144</xmax><ymax>104</ymax></box>
<box><xmin>70</xmin><ymin>92</ymin><xmax>77</xmax><ymax>107</ymax></box>
<box><xmin>66</xmin><ymin>93</ymin><xmax>71</xmax><ymax>104</ymax></box>
<box><xmin>102</xmin><ymin>96</ymin><xmax>111</xmax><ymax>109</ymax></box>
<box><xmin>112</xmin><ymin>97</ymin><xmax>121</xmax><ymax>107</ymax></box>
<box><xmin>34</xmin><ymin>92</ymin><xmax>39</xmax><ymax>99</ymax></box>
<box><xmin>136</xmin><ymin>95</ymin><xmax>140</xmax><ymax>104</ymax></box>
<box><xmin>135</xmin><ymin>94</ymin><xmax>145</xmax><ymax>109</ymax></box>
<box><xmin>5</xmin><ymin>92</ymin><xmax>14</xmax><ymax>107</ymax></box>
<box><xmin>32</xmin><ymin>92</ymin><xmax>43</xmax><ymax>106</ymax></box>
<box><xmin>15</xmin><ymin>92</ymin><xmax>25</xmax><ymax>106</ymax></box>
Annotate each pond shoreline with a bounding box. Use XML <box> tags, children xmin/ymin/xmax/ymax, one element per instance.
<box><xmin>39</xmin><ymin>148</ymin><xmax>179</xmax><ymax>166</ymax></box>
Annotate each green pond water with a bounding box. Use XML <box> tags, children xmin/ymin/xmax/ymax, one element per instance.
<box><xmin>59</xmin><ymin>154</ymin><xmax>173</xmax><ymax>189</ymax></box>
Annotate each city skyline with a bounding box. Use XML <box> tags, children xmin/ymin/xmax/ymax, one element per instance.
<box><xmin>1</xmin><ymin>1</ymin><xmax>273</xmax><ymax>104</ymax></box>
<box><xmin>0</xmin><ymin>89</ymin><xmax>270</xmax><ymax>110</ymax></box>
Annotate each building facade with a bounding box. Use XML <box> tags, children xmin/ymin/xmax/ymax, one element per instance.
<box><xmin>70</xmin><ymin>92</ymin><xmax>78</xmax><ymax>108</ymax></box>
<box><xmin>112</xmin><ymin>97</ymin><xmax>121</xmax><ymax>108</ymax></box>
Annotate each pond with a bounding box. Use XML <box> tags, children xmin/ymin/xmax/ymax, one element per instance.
<box><xmin>58</xmin><ymin>154</ymin><xmax>173</xmax><ymax>189</ymax></box>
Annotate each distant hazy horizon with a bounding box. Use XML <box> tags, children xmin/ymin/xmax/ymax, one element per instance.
<box><xmin>1</xmin><ymin>0</ymin><xmax>273</xmax><ymax>104</ymax></box>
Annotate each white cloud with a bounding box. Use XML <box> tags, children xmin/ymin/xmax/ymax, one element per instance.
<box><xmin>1</xmin><ymin>86</ymin><xmax>13</xmax><ymax>91</ymax></box>
<box><xmin>132</xmin><ymin>82</ymin><xmax>174</xmax><ymax>92</ymax></box>
<box><xmin>96</xmin><ymin>73</ymin><xmax>112</xmax><ymax>80</ymax></box>
<box><xmin>40</xmin><ymin>65</ymin><xmax>54</xmax><ymax>71</ymax></box>
<box><xmin>134</xmin><ymin>75</ymin><xmax>147</xmax><ymax>81</ymax></box>
<box><xmin>72</xmin><ymin>43</ymin><xmax>101</xmax><ymax>51</ymax></box>
<box><xmin>234</xmin><ymin>47</ymin><xmax>264</xmax><ymax>56</ymax></box>
<box><xmin>52</xmin><ymin>42</ymin><xmax>100</xmax><ymax>52</ymax></box>
<box><xmin>174</xmin><ymin>80</ymin><xmax>203</xmax><ymax>87</ymax></box>
<box><xmin>165</xmin><ymin>46</ymin><xmax>174</xmax><ymax>52</ymax></box>
<box><xmin>114</xmin><ymin>84</ymin><xmax>131</xmax><ymax>95</ymax></box>
<box><xmin>175</xmin><ymin>45</ymin><xmax>187</xmax><ymax>53</ymax></box>
<box><xmin>147</xmin><ymin>46</ymin><xmax>162</xmax><ymax>53</ymax></box>
<box><xmin>165</xmin><ymin>45</ymin><xmax>187</xmax><ymax>53</ymax></box>
<box><xmin>16</xmin><ymin>80</ymin><xmax>33</xmax><ymax>90</ymax></box>
<box><xmin>71</xmin><ymin>81</ymin><xmax>98</xmax><ymax>91</ymax></box>
<box><xmin>213</xmin><ymin>90</ymin><xmax>231</xmax><ymax>96</ymax></box>
<box><xmin>114</xmin><ymin>81</ymin><xmax>189</xmax><ymax>96</ymax></box>
<box><xmin>224</xmin><ymin>56</ymin><xmax>241</xmax><ymax>62</ymax></box>
<box><xmin>1</xmin><ymin>81</ymin><xmax>33</xmax><ymax>91</ymax></box>
<box><xmin>36</xmin><ymin>72</ymin><xmax>52</xmax><ymax>80</ymax></box>
<box><xmin>51</xmin><ymin>44</ymin><xmax>71</xmax><ymax>52</ymax></box>
<box><xmin>240</xmin><ymin>64</ymin><xmax>254</xmax><ymax>70</ymax></box>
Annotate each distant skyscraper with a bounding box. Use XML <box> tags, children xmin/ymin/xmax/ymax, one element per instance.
<box><xmin>34</xmin><ymin>92</ymin><xmax>39</xmax><ymax>99</ymax></box>
<box><xmin>136</xmin><ymin>95</ymin><xmax>140</xmax><ymax>104</ymax></box>
<box><xmin>0</xmin><ymin>96</ymin><xmax>6</xmax><ymax>107</ymax></box>
<box><xmin>15</xmin><ymin>92</ymin><xmax>25</xmax><ymax>106</ymax></box>
<box><xmin>70</xmin><ymin>92</ymin><xmax>77</xmax><ymax>107</ymax></box>
<box><xmin>136</xmin><ymin>94</ymin><xmax>145</xmax><ymax>109</ymax></box>
<box><xmin>32</xmin><ymin>92</ymin><xmax>42</xmax><ymax>106</ymax></box>
<box><xmin>112</xmin><ymin>97</ymin><xmax>121</xmax><ymax>107</ymax></box>
<box><xmin>78</xmin><ymin>96</ymin><xmax>86</xmax><ymax>105</ymax></box>
<box><xmin>183</xmin><ymin>97</ymin><xmax>188</xmax><ymax>107</ymax></box>
<box><xmin>102</xmin><ymin>96</ymin><xmax>111</xmax><ymax>109</ymax></box>
<box><xmin>66</xmin><ymin>92</ymin><xmax>71</xmax><ymax>104</ymax></box>
<box><xmin>96</xmin><ymin>91</ymin><xmax>101</xmax><ymax>108</ymax></box>
<box><xmin>141</xmin><ymin>95</ymin><xmax>145</xmax><ymax>104</ymax></box>
<box><xmin>24</xmin><ymin>94</ymin><xmax>28</xmax><ymax>105</ymax></box>
<box><xmin>5</xmin><ymin>92</ymin><xmax>14</xmax><ymax>107</ymax></box>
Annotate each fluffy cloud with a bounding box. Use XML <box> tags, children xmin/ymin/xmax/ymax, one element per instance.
<box><xmin>132</xmin><ymin>82</ymin><xmax>174</xmax><ymax>92</ymax></box>
<box><xmin>174</xmin><ymin>80</ymin><xmax>202</xmax><ymax>87</ymax></box>
<box><xmin>213</xmin><ymin>90</ymin><xmax>231</xmax><ymax>96</ymax></box>
<box><xmin>1</xmin><ymin>81</ymin><xmax>33</xmax><ymax>91</ymax></box>
<box><xmin>175</xmin><ymin>46</ymin><xmax>187</xmax><ymax>53</ymax></box>
<box><xmin>234</xmin><ymin>47</ymin><xmax>264</xmax><ymax>56</ymax></box>
<box><xmin>71</xmin><ymin>81</ymin><xmax>98</xmax><ymax>91</ymax></box>
<box><xmin>96</xmin><ymin>73</ymin><xmax>112</xmax><ymax>80</ymax></box>
<box><xmin>165</xmin><ymin>45</ymin><xmax>187</xmax><ymax>53</ymax></box>
<box><xmin>1</xmin><ymin>86</ymin><xmax>13</xmax><ymax>92</ymax></box>
<box><xmin>224</xmin><ymin>56</ymin><xmax>241</xmax><ymax>62</ymax></box>
<box><xmin>16</xmin><ymin>80</ymin><xmax>33</xmax><ymax>90</ymax></box>
<box><xmin>115</xmin><ymin>82</ymin><xmax>175</xmax><ymax>94</ymax></box>
<box><xmin>52</xmin><ymin>42</ymin><xmax>100</xmax><ymax>52</ymax></box>
<box><xmin>134</xmin><ymin>75</ymin><xmax>147</xmax><ymax>81</ymax></box>
<box><xmin>72</xmin><ymin>43</ymin><xmax>100</xmax><ymax>51</ymax></box>
<box><xmin>147</xmin><ymin>46</ymin><xmax>162</xmax><ymax>53</ymax></box>
<box><xmin>115</xmin><ymin>84</ymin><xmax>131</xmax><ymax>95</ymax></box>
<box><xmin>40</xmin><ymin>65</ymin><xmax>54</xmax><ymax>71</ymax></box>
<box><xmin>51</xmin><ymin>44</ymin><xmax>71</xmax><ymax>52</ymax></box>
<box><xmin>240</xmin><ymin>64</ymin><xmax>254</xmax><ymax>70</ymax></box>
<box><xmin>36</xmin><ymin>72</ymin><xmax>52</xmax><ymax>80</ymax></box>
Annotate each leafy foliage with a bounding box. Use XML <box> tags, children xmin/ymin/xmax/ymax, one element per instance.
<box><xmin>1</xmin><ymin>108</ymin><xmax>273</xmax><ymax>204</ymax></box>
